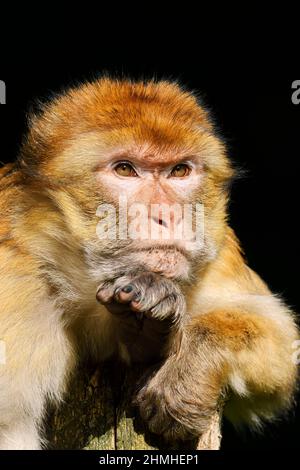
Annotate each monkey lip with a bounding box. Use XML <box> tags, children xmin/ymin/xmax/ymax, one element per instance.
<box><xmin>133</xmin><ymin>241</ymin><xmax>193</xmax><ymax>259</ymax></box>
<box><xmin>132</xmin><ymin>243</ymin><xmax>191</xmax><ymax>279</ymax></box>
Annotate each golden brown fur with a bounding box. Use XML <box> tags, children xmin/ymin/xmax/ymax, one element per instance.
<box><xmin>0</xmin><ymin>78</ymin><xmax>298</xmax><ymax>448</ymax></box>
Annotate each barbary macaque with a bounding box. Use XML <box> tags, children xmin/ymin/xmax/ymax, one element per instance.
<box><xmin>0</xmin><ymin>78</ymin><xmax>298</xmax><ymax>449</ymax></box>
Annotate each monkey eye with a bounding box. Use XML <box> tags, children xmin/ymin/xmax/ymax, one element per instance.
<box><xmin>170</xmin><ymin>164</ymin><xmax>191</xmax><ymax>178</ymax></box>
<box><xmin>114</xmin><ymin>162</ymin><xmax>138</xmax><ymax>177</ymax></box>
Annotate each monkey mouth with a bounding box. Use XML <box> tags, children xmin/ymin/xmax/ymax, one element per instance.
<box><xmin>131</xmin><ymin>240</ymin><xmax>197</xmax><ymax>260</ymax></box>
<box><xmin>138</xmin><ymin>244</ymin><xmax>190</xmax><ymax>259</ymax></box>
<box><xmin>132</xmin><ymin>244</ymin><xmax>192</xmax><ymax>279</ymax></box>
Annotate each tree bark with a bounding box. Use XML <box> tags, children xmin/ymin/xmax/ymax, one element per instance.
<box><xmin>46</xmin><ymin>362</ymin><xmax>222</xmax><ymax>450</ymax></box>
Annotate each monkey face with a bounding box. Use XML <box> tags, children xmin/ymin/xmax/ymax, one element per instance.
<box><xmin>91</xmin><ymin>139</ymin><xmax>209</xmax><ymax>279</ymax></box>
<box><xmin>19</xmin><ymin>79</ymin><xmax>234</xmax><ymax>280</ymax></box>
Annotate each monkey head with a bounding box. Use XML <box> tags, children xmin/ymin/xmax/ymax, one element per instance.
<box><xmin>18</xmin><ymin>78</ymin><xmax>234</xmax><ymax>282</ymax></box>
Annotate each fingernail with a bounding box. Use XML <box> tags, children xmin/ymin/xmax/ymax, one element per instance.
<box><xmin>122</xmin><ymin>284</ymin><xmax>133</xmax><ymax>293</ymax></box>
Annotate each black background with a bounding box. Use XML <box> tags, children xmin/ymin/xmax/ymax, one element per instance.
<box><xmin>0</xmin><ymin>20</ymin><xmax>299</xmax><ymax>450</ymax></box>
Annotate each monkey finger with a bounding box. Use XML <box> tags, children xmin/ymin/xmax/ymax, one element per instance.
<box><xmin>116</xmin><ymin>284</ymin><xmax>137</xmax><ymax>303</ymax></box>
<box><xmin>96</xmin><ymin>286</ymin><xmax>115</xmax><ymax>304</ymax></box>
<box><xmin>149</xmin><ymin>293</ymin><xmax>184</xmax><ymax>322</ymax></box>
<box><xmin>130</xmin><ymin>278</ymin><xmax>179</xmax><ymax>312</ymax></box>
<box><xmin>96</xmin><ymin>273</ymin><xmax>136</xmax><ymax>303</ymax></box>
<box><xmin>96</xmin><ymin>284</ymin><xmax>134</xmax><ymax>314</ymax></box>
<box><xmin>130</xmin><ymin>296</ymin><xmax>144</xmax><ymax>312</ymax></box>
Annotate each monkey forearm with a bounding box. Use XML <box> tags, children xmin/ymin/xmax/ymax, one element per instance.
<box><xmin>136</xmin><ymin>299</ymin><xmax>298</xmax><ymax>440</ymax></box>
<box><xmin>187</xmin><ymin>307</ymin><xmax>298</xmax><ymax>403</ymax></box>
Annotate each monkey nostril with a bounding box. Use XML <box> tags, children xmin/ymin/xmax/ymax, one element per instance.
<box><xmin>152</xmin><ymin>216</ymin><xmax>168</xmax><ymax>228</ymax></box>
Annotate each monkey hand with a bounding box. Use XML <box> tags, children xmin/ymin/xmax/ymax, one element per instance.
<box><xmin>96</xmin><ymin>272</ymin><xmax>186</xmax><ymax>362</ymax></box>
<box><xmin>96</xmin><ymin>271</ymin><xmax>186</xmax><ymax>323</ymax></box>
<box><xmin>135</xmin><ymin>340</ymin><xmax>221</xmax><ymax>441</ymax></box>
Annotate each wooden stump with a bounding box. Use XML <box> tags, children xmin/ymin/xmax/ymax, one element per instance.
<box><xmin>46</xmin><ymin>361</ymin><xmax>222</xmax><ymax>450</ymax></box>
